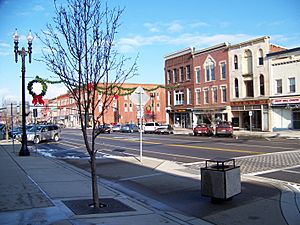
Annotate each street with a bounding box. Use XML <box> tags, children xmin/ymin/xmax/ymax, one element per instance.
<box><xmin>29</xmin><ymin>128</ymin><xmax>300</xmax><ymax>222</ymax></box>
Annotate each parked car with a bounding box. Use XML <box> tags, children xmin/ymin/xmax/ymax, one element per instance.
<box><xmin>120</xmin><ymin>124</ymin><xmax>139</xmax><ymax>133</ymax></box>
<box><xmin>144</xmin><ymin>122</ymin><xmax>160</xmax><ymax>134</ymax></box>
<box><xmin>112</xmin><ymin>124</ymin><xmax>122</xmax><ymax>132</ymax></box>
<box><xmin>0</xmin><ymin>123</ymin><xmax>5</xmax><ymax>140</ymax></box>
<box><xmin>215</xmin><ymin>121</ymin><xmax>233</xmax><ymax>137</ymax></box>
<box><xmin>97</xmin><ymin>124</ymin><xmax>112</xmax><ymax>134</ymax></box>
<box><xmin>16</xmin><ymin>124</ymin><xmax>61</xmax><ymax>144</ymax></box>
<box><xmin>154</xmin><ymin>124</ymin><xmax>173</xmax><ymax>134</ymax></box>
<box><xmin>193</xmin><ymin>124</ymin><xmax>213</xmax><ymax>136</ymax></box>
<box><xmin>56</xmin><ymin>122</ymin><xmax>66</xmax><ymax>129</ymax></box>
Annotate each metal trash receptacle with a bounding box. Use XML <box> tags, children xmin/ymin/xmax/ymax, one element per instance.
<box><xmin>201</xmin><ymin>157</ymin><xmax>241</xmax><ymax>201</ymax></box>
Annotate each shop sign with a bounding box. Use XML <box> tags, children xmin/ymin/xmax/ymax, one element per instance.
<box><xmin>272</xmin><ymin>98</ymin><xmax>300</xmax><ymax>105</ymax></box>
<box><xmin>231</xmin><ymin>99</ymin><xmax>269</xmax><ymax>106</ymax></box>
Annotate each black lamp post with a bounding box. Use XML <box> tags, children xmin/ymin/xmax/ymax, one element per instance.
<box><xmin>13</xmin><ymin>29</ymin><xmax>33</xmax><ymax>156</ymax></box>
<box><xmin>150</xmin><ymin>93</ymin><xmax>155</xmax><ymax>122</ymax></box>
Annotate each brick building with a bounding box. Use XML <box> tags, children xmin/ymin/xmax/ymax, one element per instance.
<box><xmin>43</xmin><ymin>83</ymin><xmax>167</xmax><ymax>127</ymax></box>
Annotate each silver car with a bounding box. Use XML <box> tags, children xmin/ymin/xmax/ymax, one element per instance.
<box><xmin>17</xmin><ymin>124</ymin><xmax>61</xmax><ymax>144</ymax></box>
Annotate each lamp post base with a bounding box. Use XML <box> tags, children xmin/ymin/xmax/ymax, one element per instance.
<box><xmin>19</xmin><ymin>145</ymin><xmax>30</xmax><ymax>156</ymax></box>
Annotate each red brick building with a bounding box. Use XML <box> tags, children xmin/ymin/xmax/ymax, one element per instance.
<box><xmin>43</xmin><ymin>83</ymin><xmax>166</xmax><ymax>127</ymax></box>
<box><xmin>193</xmin><ymin>43</ymin><xmax>230</xmax><ymax>125</ymax></box>
<box><xmin>164</xmin><ymin>43</ymin><xmax>230</xmax><ymax>128</ymax></box>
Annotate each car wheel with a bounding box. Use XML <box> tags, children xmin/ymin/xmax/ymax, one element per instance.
<box><xmin>34</xmin><ymin>136</ymin><xmax>40</xmax><ymax>144</ymax></box>
<box><xmin>53</xmin><ymin>134</ymin><xmax>60</xmax><ymax>142</ymax></box>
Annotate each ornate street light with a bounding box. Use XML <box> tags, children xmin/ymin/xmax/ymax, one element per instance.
<box><xmin>13</xmin><ymin>29</ymin><xmax>33</xmax><ymax>156</ymax></box>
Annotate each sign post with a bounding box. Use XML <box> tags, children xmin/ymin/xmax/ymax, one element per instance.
<box><xmin>249</xmin><ymin>111</ymin><xmax>253</xmax><ymax>132</ymax></box>
<box><xmin>130</xmin><ymin>87</ymin><xmax>150</xmax><ymax>163</ymax></box>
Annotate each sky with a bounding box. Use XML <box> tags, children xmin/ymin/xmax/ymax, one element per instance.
<box><xmin>0</xmin><ymin>0</ymin><xmax>300</xmax><ymax>106</ymax></box>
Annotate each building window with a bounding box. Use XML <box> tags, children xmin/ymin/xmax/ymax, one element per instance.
<box><xmin>258</xmin><ymin>49</ymin><xmax>264</xmax><ymax>65</ymax></box>
<box><xmin>187</xmin><ymin>88</ymin><xmax>192</xmax><ymax>105</ymax></box>
<box><xmin>186</xmin><ymin>65</ymin><xmax>191</xmax><ymax>80</ymax></box>
<box><xmin>243</xmin><ymin>50</ymin><xmax>253</xmax><ymax>75</ymax></box>
<box><xmin>289</xmin><ymin>77</ymin><xmax>295</xmax><ymax>93</ymax></box>
<box><xmin>156</xmin><ymin>103</ymin><xmax>160</xmax><ymax>112</ymax></box>
<box><xmin>212</xmin><ymin>87</ymin><xmax>218</xmax><ymax>103</ymax></box>
<box><xmin>276</xmin><ymin>79</ymin><xmax>282</xmax><ymax>94</ymax></box>
<box><xmin>179</xmin><ymin>67</ymin><xmax>184</xmax><ymax>82</ymax></box>
<box><xmin>205</xmin><ymin>57</ymin><xmax>215</xmax><ymax>81</ymax></box>
<box><xmin>260</xmin><ymin>74</ymin><xmax>265</xmax><ymax>96</ymax></box>
<box><xmin>221</xmin><ymin>86</ymin><xmax>227</xmax><ymax>102</ymax></box>
<box><xmin>204</xmin><ymin>89</ymin><xmax>209</xmax><ymax>104</ymax></box>
<box><xmin>234</xmin><ymin>55</ymin><xmax>238</xmax><ymax>70</ymax></box>
<box><xmin>234</xmin><ymin>78</ymin><xmax>239</xmax><ymax>98</ymax></box>
<box><xmin>220</xmin><ymin>62</ymin><xmax>226</xmax><ymax>79</ymax></box>
<box><xmin>167</xmin><ymin>91</ymin><xmax>171</xmax><ymax>106</ymax></box>
<box><xmin>124</xmin><ymin>103</ymin><xmax>128</xmax><ymax>112</ymax></box>
<box><xmin>129</xmin><ymin>103</ymin><xmax>133</xmax><ymax>112</ymax></box>
<box><xmin>175</xmin><ymin>90</ymin><xmax>184</xmax><ymax>105</ymax></box>
<box><xmin>195</xmin><ymin>89</ymin><xmax>201</xmax><ymax>105</ymax></box>
<box><xmin>245</xmin><ymin>80</ymin><xmax>254</xmax><ymax>97</ymax></box>
<box><xmin>173</xmin><ymin>69</ymin><xmax>177</xmax><ymax>83</ymax></box>
<box><xmin>195</xmin><ymin>67</ymin><xmax>200</xmax><ymax>83</ymax></box>
<box><xmin>167</xmin><ymin>70</ymin><xmax>171</xmax><ymax>84</ymax></box>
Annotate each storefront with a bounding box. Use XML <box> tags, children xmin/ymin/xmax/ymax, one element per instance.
<box><xmin>230</xmin><ymin>99</ymin><xmax>270</xmax><ymax>131</ymax></box>
<box><xmin>193</xmin><ymin>107</ymin><xmax>228</xmax><ymax>127</ymax></box>
<box><xmin>271</xmin><ymin>97</ymin><xmax>300</xmax><ymax>131</ymax></box>
<box><xmin>168</xmin><ymin>109</ymin><xmax>193</xmax><ymax>128</ymax></box>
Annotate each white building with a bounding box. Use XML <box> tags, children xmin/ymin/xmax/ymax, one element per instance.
<box><xmin>228</xmin><ymin>36</ymin><xmax>285</xmax><ymax>131</ymax></box>
<box><xmin>267</xmin><ymin>47</ymin><xmax>300</xmax><ymax>130</ymax></box>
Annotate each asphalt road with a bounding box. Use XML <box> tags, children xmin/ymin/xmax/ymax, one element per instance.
<box><xmin>32</xmin><ymin>128</ymin><xmax>300</xmax><ymax>222</ymax></box>
<box><xmin>43</xmin><ymin>128</ymin><xmax>298</xmax><ymax>161</ymax></box>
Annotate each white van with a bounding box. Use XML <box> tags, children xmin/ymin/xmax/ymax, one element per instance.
<box><xmin>144</xmin><ymin>122</ymin><xmax>160</xmax><ymax>134</ymax></box>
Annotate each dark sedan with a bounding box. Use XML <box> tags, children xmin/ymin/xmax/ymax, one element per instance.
<box><xmin>120</xmin><ymin>124</ymin><xmax>139</xmax><ymax>133</ymax></box>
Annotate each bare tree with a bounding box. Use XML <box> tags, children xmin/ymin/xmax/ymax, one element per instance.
<box><xmin>38</xmin><ymin>0</ymin><xmax>137</xmax><ymax>208</ymax></box>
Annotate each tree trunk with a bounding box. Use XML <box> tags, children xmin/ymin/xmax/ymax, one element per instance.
<box><xmin>90</xmin><ymin>154</ymin><xmax>100</xmax><ymax>208</ymax></box>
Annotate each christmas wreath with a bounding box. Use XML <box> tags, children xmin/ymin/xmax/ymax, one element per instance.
<box><xmin>145</xmin><ymin>105</ymin><xmax>152</xmax><ymax>113</ymax></box>
<box><xmin>27</xmin><ymin>76</ymin><xmax>47</xmax><ymax>105</ymax></box>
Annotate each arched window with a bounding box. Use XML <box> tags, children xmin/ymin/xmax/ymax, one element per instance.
<box><xmin>234</xmin><ymin>78</ymin><xmax>239</xmax><ymax>98</ymax></box>
<box><xmin>205</xmin><ymin>57</ymin><xmax>215</xmax><ymax>81</ymax></box>
<box><xmin>234</xmin><ymin>55</ymin><xmax>238</xmax><ymax>69</ymax></box>
<box><xmin>243</xmin><ymin>50</ymin><xmax>253</xmax><ymax>74</ymax></box>
<box><xmin>260</xmin><ymin>74</ymin><xmax>265</xmax><ymax>96</ymax></box>
<box><xmin>258</xmin><ymin>49</ymin><xmax>264</xmax><ymax>65</ymax></box>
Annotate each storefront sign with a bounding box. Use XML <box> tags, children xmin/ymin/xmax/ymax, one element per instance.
<box><xmin>231</xmin><ymin>99</ymin><xmax>269</xmax><ymax>106</ymax></box>
<box><xmin>272</xmin><ymin>98</ymin><xmax>300</xmax><ymax>105</ymax></box>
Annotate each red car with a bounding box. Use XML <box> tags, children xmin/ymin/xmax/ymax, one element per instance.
<box><xmin>215</xmin><ymin>121</ymin><xmax>233</xmax><ymax>137</ymax></box>
<box><xmin>193</xmin><ymin>124</ymin><xmax>213</xmax><ymax>136</ymax></box>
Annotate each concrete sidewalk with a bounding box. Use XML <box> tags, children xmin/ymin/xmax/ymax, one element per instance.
<box><xmin>0</xmin><ymin>142</ymin><xmax>211</xmax><ymax>225</ymax></box>
<box><xmin>0</xmin><ymin>141</ymin><xmax>299</xmax><ymax>225</ymax></box>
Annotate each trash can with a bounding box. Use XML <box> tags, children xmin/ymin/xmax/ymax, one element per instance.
<box><xmin>201</xmin><ymin>157</ymin><xmax>241</xmax><ymax>201</ymax></box>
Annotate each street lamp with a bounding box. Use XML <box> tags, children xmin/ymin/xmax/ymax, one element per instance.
<box><xmin>13</xmin><ymin>29</ymin><xmax>33</xmax><ymax>156</ymax></box>
<box><xmin>150</xmin><ymin>93</ymin><xmax>155</xmax><ymax>122</ymax></box>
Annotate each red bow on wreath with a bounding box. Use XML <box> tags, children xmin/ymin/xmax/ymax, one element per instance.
<box><xmin>32</xmin><ymin>95</ymin><xmax>45</xmax><ymax>106</ymax></box>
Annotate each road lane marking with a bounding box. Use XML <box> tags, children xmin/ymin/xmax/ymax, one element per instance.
<box><xmin>118</xmin><ymin>173</ymin><xmax>163</xmax><ymax>181</ymax></box>
<box><xmin>64</xmin><ymin>135</ymin><xmax>265</xmax><ymax>155</ymax></box>
<box><xmin>167</xmin><ymin>144</ymin><xmax>263</xmax><ymax>155</ymax></box>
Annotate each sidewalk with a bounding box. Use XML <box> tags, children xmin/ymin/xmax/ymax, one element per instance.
<box><xmin>0</xmin><ymin>141</ymin><xmax>299</xmax><ymax>225</ymax></box>
<box><xmin>173</xmin><ymin>127</ymin><xmax>300</xmax><ymax>139</ymax></box>
<box><xmin>0</xmin><ymin>141</ymin><xmax>210</xmax><ymax>225</ymax></box>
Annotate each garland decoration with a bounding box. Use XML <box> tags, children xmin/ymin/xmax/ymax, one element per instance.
<box><xmin>96</xmin><ymin>84</ymin><xmax>179</xmax><ymax>96</ymax></box>
<box><xmin>27</xmin><ymin>76</ymin><xmax>63</xmax><ymax>106</ymax></box>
